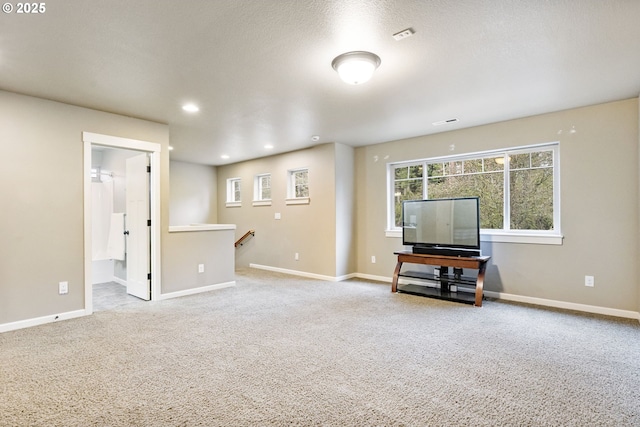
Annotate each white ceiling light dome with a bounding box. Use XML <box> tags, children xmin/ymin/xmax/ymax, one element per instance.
<box><xmin>331</xmin><ymin>51</ymin><xmax>381</xmax><ymax>85</ymax></box>
<box><xmin>182</xmin><ymin>103</ymin><xmax>199</xmax><ymax>113</ymax></box>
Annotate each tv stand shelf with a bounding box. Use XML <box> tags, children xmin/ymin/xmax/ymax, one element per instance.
<box><xmin>392</xmin><ymin>251</ymin><xmax>490</xmax><ymax>307</ymax></box>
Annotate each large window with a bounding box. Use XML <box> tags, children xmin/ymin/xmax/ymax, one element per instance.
<box><xmin>388</xmin><ymin>143</ymin><xmax>560</xmax><ymax>243</ymax></box>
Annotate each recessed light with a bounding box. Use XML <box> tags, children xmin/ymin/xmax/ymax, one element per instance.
<box><xmin>264</xmin><ymin>144</ymin><xmax>274</xmax><ymax>149</ymax></box>
<box><xmin>311</xmin><ymin>135</ymin><xmax>320</xmax><ymax>142</ymax></box>
<box><xmin>221</xmin><ymin>154</ymin><xmax>230</xmax><ymax>160</ymax></box>
<box><xmin>182</xmin><ymin>103</ymin><xmax>199</xmax><ymax>113</ymax></box>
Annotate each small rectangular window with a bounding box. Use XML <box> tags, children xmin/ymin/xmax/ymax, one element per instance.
<box><xmin>286</xmin><ymin>168</ymin><xmax>310</xmax><ymax>205</ymax></box>
<box><xmin>253</xmin><ymin>174</ymin><xmax>272</xmax><ymax>206</ymax></box>
<box><xmin>226</xmin><ymin>177</ymin><xmax>241</xmax><ymax>207</ymax></box>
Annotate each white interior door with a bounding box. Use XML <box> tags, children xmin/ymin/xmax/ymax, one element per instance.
<box><xmin>125</xmin><ymin>153</ymin><xmax>151</xmax><ymax>300</ymax></box>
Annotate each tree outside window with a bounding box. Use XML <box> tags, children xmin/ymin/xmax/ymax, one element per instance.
<box><xmin>290</xmin><ymin>169</ymin><xmax>309</xmax><ymax>198</ymax></box>
<box><xmin>226</xmin><ymin>177</ymin><xmax>241</xmax><ymax>203</ymax></box>
<box><xmin>389</xmin><ymin>144</ymin><xmax>558</xmax><ymax>233</ymax></box>
<box><xmin>255</xmin><ymin>174</ymin><xmax>271</xmax><ymax>201</ymax></box>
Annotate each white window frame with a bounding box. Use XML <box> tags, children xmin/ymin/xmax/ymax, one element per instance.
<box><xmin>226</xmin><ymin>177</ymin><xmax>242</xmax><ymax>207</ymax></box>
<box><xmin>286</xmin><ymin>168</ymin><xmax>310</xmax><ymax>205</ymax></box>
<box><xmin>253</xmin><ymin>173</ymin><xmax>272</xmax><ymax>206</ymax></box>
<box><xmin>386</xmin><ymin>143</ymin><xmax>562</xmax><ymax>245</ymax></box>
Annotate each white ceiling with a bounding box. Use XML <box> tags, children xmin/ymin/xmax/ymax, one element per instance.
<box><xmin>2</xmin><ymin>0</ymin><xmax>640</xmax><ymax>165</ymax></box>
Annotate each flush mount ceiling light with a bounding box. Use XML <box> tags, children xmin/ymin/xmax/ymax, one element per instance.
<box><xmin>182</xmin><ymin>103</ymin><xmax>199</xmax><ymax>113</ymax></box>
<box><xmin>331</xmin><ymin>51</ymin><xmax>381</xmax><ymax>85</ymax></box>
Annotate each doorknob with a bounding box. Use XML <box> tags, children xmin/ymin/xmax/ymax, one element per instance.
<box><xmin>124</xmin><ymin>230</ymin><xmax>130</xmax><ymax>235</ymax></box>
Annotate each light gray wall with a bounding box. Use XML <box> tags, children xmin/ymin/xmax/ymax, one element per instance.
<box><xmin>0</xmin><ymin>90</ymin><xmax>261</xmax><ymax>327</ymax></box>
<box><xmin>3</xmin><ymin>88</ymin><xmax>636</xmax><ymax>325</ymax></box>
<box><xmin>335</xmin><ymin>143</ymin><xmax>356</xmax><ymax>277</ymax></box>
<box><xmin>0</xmin><ymin>90</ymin><xmax>169</xmax><ymax>324</ymax></box>
<box><xmin>356</xmin><ymin>99</ymin><xmax>639</xmax><ymax>312</ymax></box>
<box><xmin>217</xmin><ymin>143</ymin><xmax>339</xmax><ymax>276</ymax></box>
<box><xmin>162</xmin><ymin>230</ymin><xmax>235</xmax><ymax>293</ymax></box>
<box><xmin>169</xmin><ymin>160</ymin><xmax>218</xmax><ymax>226</ymax></box>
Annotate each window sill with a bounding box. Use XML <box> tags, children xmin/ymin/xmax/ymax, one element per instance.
<box><xmin>385</xmin><ymin>229</ymin><xmax>564</xmax><ymax>245</ymax></box>
<box><xmin>286</xmin><ymin>197</ymin><xmax>310</xmax><ymax>205</ymax></box>
<box><xmin>225</xmin><ymin>202</ymin><xmax>242</xmax><ymax>208</ymax></box>
<box><xmin>252</xmin><ymin>200</ymin><xmax>272</xmax><ymax>207</ymax></box>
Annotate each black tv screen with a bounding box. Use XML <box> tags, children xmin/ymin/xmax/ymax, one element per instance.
<box><xmin>402</xmin><ymin>197</ymin><xmax>480</xmax><ymax>253</ymax></box>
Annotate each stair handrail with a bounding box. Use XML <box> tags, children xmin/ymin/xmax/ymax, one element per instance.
<box><xmin>235</xmin><ymin>230</ymin><xmax>255</xmax><ymax>247</ymax></box>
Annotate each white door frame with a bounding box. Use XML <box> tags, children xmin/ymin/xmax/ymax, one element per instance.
<box><xmin>83</xmin><ymin>132</ymin><xmax>162</xmax><ymax>314</ymax></box>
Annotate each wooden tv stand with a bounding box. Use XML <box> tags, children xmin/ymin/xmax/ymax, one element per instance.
<box><xmin>392</xmin><ymin>251</ymin><xmax>490</xmax><ymax>307</ymax></box>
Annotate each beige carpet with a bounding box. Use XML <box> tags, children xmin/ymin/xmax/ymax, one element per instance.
<box><xmin>1</xmin><ymin>268</ymin><xmax>639</xmax><ymax>426</ymax></box>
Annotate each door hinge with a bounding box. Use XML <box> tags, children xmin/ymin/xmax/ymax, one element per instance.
<box><xmin>147</xmin><ymin>219</ymin><xmax>151</xmax><ymax>226</ymax></box>
<box><xmin>147</xmin><ymin>165</ymin><xmax>151</xmax><ymax>173</ymax></box>
<box><xmin>147</xmin><ymin>273</ymin><xmax>151</xmax><ymax>280</ymax></box>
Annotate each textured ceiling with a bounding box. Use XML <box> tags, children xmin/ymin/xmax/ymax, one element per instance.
<box><xmin>2</xmin><ymin>0</ymin><xmax>640</xmax><ymax>165</ymax></box>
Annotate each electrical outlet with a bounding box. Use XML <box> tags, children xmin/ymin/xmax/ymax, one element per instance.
<box><xmin>198</xmin><ymin>264</ymin><xmax>205</xmax><ymax>273</ymax></box>
<box><xmin>274</xmin><ymin>212</ymin><xmax>281</xmax><ymax>220</ymax></box>
<box><xmin>371</xmin><ymin>256</ymin><xmax>376</xmax><ymax>263</ymax></box>
<box><xmin>58</xmin><ymin>281</ymin><xmax>68</xmax><ymax>295</ymax></box>
<box><xmin>295</xmin><ymin>252</ymin><xmax>299</xmax><ymax>261</ymax></box>
<box><xmin>585</xmin><ymin>275</ymin><xmax>594</xmax><ymax>287</ymax></box>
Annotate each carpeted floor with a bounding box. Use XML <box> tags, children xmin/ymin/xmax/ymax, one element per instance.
<box><xmin>1</xmin><ymin>268</ymin><xmax>639</xmax><ymax>426</ymax></box>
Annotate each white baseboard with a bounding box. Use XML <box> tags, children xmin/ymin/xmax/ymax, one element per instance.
<box><xmin>250</xmin><ymin>264</ymin><xmax>353</xmax><ymax>282</ymax></box>
<box><xmin>483</xmin><ymin>290</ymin><xmax>640</xmax><ymax>320</ymax></box>
<box><xmin>353</xmin><ymin>272</ymin><xmax>391</xmax><ymax>283</ymax></box>
<box><xmin>112</xmin><ymin>276</ymin><xmax>126</xmax><ymax>286</ymax></box>
<box><xmin>158</xmin><ymin>281</ymin><xmax>236</xmax><ymax>300</ymax></box>
<box><xmin>0</xmin><ymin>309</ymin><xmax>88</xmax><ymax>333</ymax></box>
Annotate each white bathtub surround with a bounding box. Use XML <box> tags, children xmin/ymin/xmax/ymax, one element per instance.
<box><xmin>106</xmin><ymin>213</ymin><xmax>125</xmax><ymax>260</ymax></box>
<box><xmin>91</xmin><ymin>180</ymin><xmax>114</xmax><ymax>261</ymax></box>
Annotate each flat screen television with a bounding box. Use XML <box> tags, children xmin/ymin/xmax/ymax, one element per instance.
<box><xmin>402</xmin><ymin>197</ymin><xmax>481</xmax><ymax>257</ymax></box>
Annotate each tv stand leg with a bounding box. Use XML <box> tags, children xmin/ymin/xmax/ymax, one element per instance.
<box><xmin>392</xmin><ymin>260</ymin><xmax>403</xmax><ymax>292</ymax></box>
<box><xmin>474</xmin><ymin>262</ymin><xmax>487</xmax><ymax>307</ymax></box>
<box><xmin>440</xmin><ymin>266</ymin><xmax>449</xmax><ymax>292</ymax></box>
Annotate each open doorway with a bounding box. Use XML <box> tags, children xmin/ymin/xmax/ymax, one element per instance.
<box><xmin>83</xmin><ymin>132</ymin><xmax>162</xmax><ymax>314</ymax></box>
<box><xmin>90</xmin><ymin>146</ymin><xmax>149</xmax><ymax>310</ymax></box>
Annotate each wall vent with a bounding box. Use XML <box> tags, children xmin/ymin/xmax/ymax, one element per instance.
<box><xmin>392</xmin><ymin>28</ymin><xmax>415</xmax><ymax>41</ymax></box>
<box><xmin>432</xmin><ymin>118</ymin><xmax>459</xmax><ymax>126</ymax></box>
